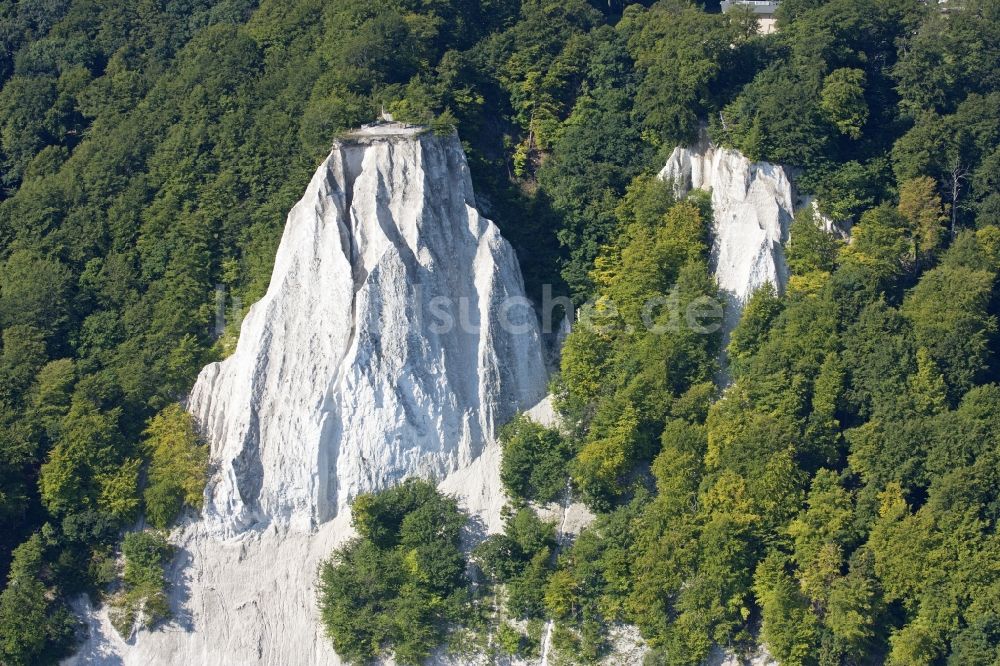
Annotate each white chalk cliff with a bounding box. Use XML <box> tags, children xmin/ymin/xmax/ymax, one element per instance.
<box><xmin>68</xmin><ymin>124</ymin><xmax>547</xmax><ymax>665</ymax></box>
<box><xmin>659</xmin><ymin>134</ymin><xmax>795</xmax><ymax>339</ymax></box>
<box><xmin>192</xmin><ymin>123</ymin><xmax>547</xmax><ymax>535</ymax></box>
<box><xmin>66</xmin><ymin>128</ymin><xmax>805</xmax><ymax>666</ymax></box>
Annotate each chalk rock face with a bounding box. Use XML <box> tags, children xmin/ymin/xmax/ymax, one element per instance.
<box><xmin>659</xmin><ymin>135</ymin><xmax>795</xmax><ymax>337</ymax></box>
<box><xmin>66</xmin><ymin>125</ymin><xmax>547</xmax><ymax>666</ymax></box>
<box><xmin>188</xmin><ymin>123</ymin><xmax>548</xmax><ymax>536</ymax></box>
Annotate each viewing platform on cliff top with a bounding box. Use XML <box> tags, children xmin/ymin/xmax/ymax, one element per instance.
<box><xmin>338</xmin><ymin>113</ymin><xmax>429</xmax><ymax>144</ymax></box>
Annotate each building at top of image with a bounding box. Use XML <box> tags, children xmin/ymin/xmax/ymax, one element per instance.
<box><xmin>721</xmin><ymin>0</ymin><xmax>780</xmax><ymax>34</ymax></box>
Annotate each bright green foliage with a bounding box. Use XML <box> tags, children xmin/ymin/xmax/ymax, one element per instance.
<box><xmin>318</xmin><ymin>480</ymin><xmax>469</xmax><ymax>665</ymax></box>
<box><xmin>806</xmin><ymin>352</ymin><xmax>846</xmax><ymax>466</ymax></box>
<box><xmin>96</xmin><ymin>457</ymin><xmax>142</xmax><ymax>521</ymax></box>
<box><xmin>898</xmin><ymin>176</ymin><xmax>948</xmax><ymax>265</ymax></box>
<box><xmin>507</xmin><ymin>548</ymin><xmax>554</xmax><ymax>620</ymax></box>
<box><xmin>558</xmin><ymin>182</ymin><xmax>718</xmax><ymax>511</ymax></box>
<box><xmin>496</xmin><ymin>621</ymin><xmax>530</xmax><ymax>656</ymax></box>
<box><xmin>908</xmin><ymin>348</ymin><xmax>949</xmax><ymax>417</ymax></box>
<box><xmin>902</xmin><ymin>260</ymin><xmax>997</xmax><ymax>400</ymax></box>
<box><xmin>544</xmin><ymin>181</ymin><xmax>725</xmax><ymax>660</ymax></box>
<box><xmin>0</xmin><ymin>354</ymin><xmax>73</xmax><ymax>553</ymax></box>
<box><xmin>825</xmin><ymin>548</ymin><xmax>881</xmax><ymax>659</ymax></box>
<box><xmin>142</xmin><ymin>404</ymin><xmax>209</xmax><ymax>528</ymax></box>
<box><xmin>785</xmin><ymin>206</ymin><xmax>841</xmax><ymax>278</ymax></box>
<box><xmin>728</xmin><ymin>283</ymin><xmax>782</xmax><ymax>374</ymax></box>
<box><xmin>753</xmin><ymin>552</ymin><xmax>819</xmax><ymax>665</ymax></box>
<box><xmin>559</xmin><ymin>325</ymin><xmax>612</xmax><ymax>414</ymax></box>
<box><xmin>30</xmin><ymin>359</ymin><xmax>76</xmax><ymax>440</ymax></box>
<box><xmin>109</xmin><ymin>531</ymin><xmax>172</xmax><ymax>638</ymax></box>
<box><xmin>499</xmin><ymin>413</ymin><xmax>572</xmax><ymax>504</ymax></box>
<box><xmin>571</xmin><ymin>404</ymin><xmax>640</xmax><ymax>508</ymax></box>
<box><xmin>39</xmin><ymin>400</ymin><xmax>134</xmax><ymax>520</ymax></box>
<box><xmin>593</xmin><ymin>197</ymin><xmax>708</xmax><ymax>328</ymax></box>
<box><xmin>787</xmin><ymin>470</ymin><xmax>857</xmax><ymax>605</ymax></box>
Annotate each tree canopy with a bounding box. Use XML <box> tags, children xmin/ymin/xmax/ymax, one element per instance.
<box><xmin>0</xmin><ymin>0</ymin><xmax>997</xmax><ymax>663</ymax></box>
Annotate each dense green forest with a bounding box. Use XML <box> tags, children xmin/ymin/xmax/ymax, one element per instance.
<box><xmin>0</xmin><ymin>0</ymin><xmax>997</xmax><ymax>663</ymax></box>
